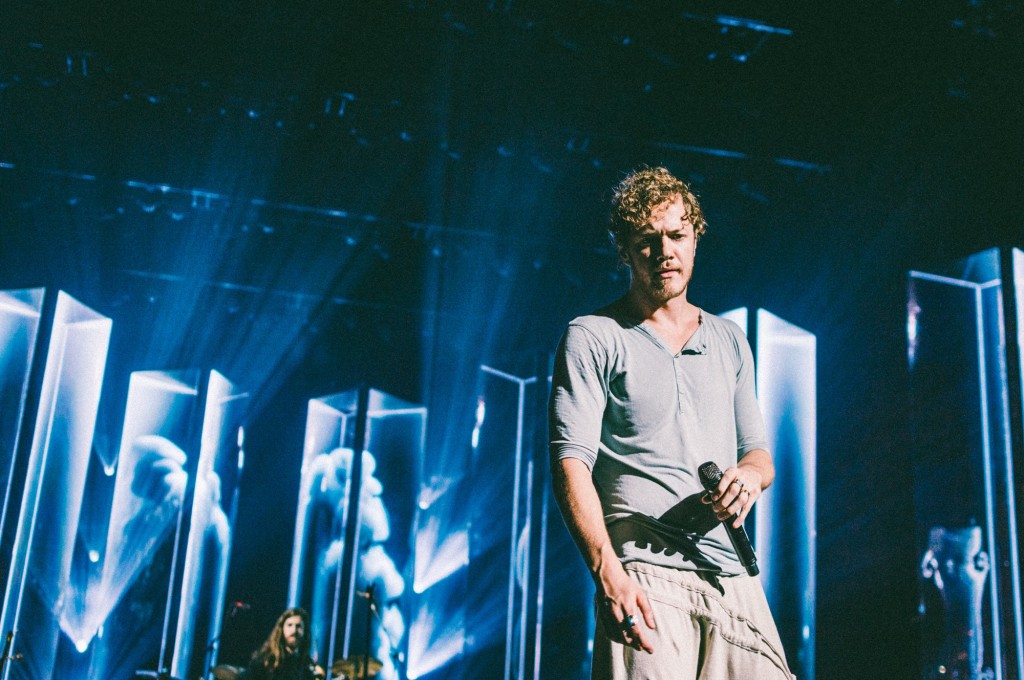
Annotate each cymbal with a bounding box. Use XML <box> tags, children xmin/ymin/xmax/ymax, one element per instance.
<box><xmin>211</xmin><ymin>665</ymin><xmax>243</xmax><ymax>680</ymax></box>
<box><xmin>331</xmin><ymin>656</ymin><xmax>383</xmax><ymax>678</ymax></box>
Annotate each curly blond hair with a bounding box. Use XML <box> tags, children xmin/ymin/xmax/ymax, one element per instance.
<box><xmin>608</xmin><ymin>166</ymin><xmax>707</xmax><ymax>251</ymax></box>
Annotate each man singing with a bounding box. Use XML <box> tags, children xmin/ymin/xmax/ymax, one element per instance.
<box><xmin>549</xmin><ymin>166</ymin><xmax>794</xmax><ymax>678</ymax></box>
<box><xmin>244</xmin><ymin>607</ymin><xmax>325</xmax><ymax>680</ymax></box>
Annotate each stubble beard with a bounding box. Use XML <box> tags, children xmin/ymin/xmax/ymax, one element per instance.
<box><xmin>640</xmin><ymin>267</ymin><xmax>691</xmax><ymax>305</ymax></box>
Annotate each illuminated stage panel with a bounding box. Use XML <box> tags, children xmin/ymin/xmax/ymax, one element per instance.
<box><xmin>1015</xmin><ymin>248</ymin><xmax>1024</xmax><ymax>476</ymax></box>
<box><xmin>0</xmin><ymin>291</ymin><xmax>112</xmax><ymax>680</ymax></box>
<box><xmin>353</xmin><ymin>390</ymin><xmax>425</xmax><ymax>680</ymax></box>
<box><xmin>74</xmin><ymin>369</ymin><xmax>200</xmax><ymax>680</ymax></box>
<box><xmin>719</xmin><ymin>307</ymin><xmax>817</xmax><ymax>680</ymax></box>
<box><xmin>289</xmin><ymin>389</ymin><xmax>424</xmax><ymax>680</ymax></box>
<box><xmin>459</xmin><ymin>365</ymin><xmax>549</xmax><ymax>680</ymax></box>
<box><xmin>754</xmin><ymin>309</ymin><xmax>816</xmax><ymax>680</ymax></box>
<box><xmin>909</xmin><ymin>248</ymin><xmax>1022</xmax><ymax>680</ymax></box>
<box><xmin>406</xmin><ymin>585</ymin><xmax>466</xmax><ymax>680</ymax></box>
<box><xmin>0</xmin><ymin>287</ymin><xmax>44</xmax><ymax>567</ymax></box>
<box><xmin>171</xmin><ymin>370</ymin><xmax>248</xmax><ymax>680</ymax></box>
<box><xmin>289</xmin><ymin>389</ymin><xmax>359</xmax><ymax>669</ymax></box>
<box><xmin>407</xmin><ymin>414</ymin><xmax>469</xmax><ymax>680</ymax></box>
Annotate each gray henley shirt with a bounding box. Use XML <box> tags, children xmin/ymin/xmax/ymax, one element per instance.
<box><xmin>549</xmin><ymin>298</ymin><xmax>769</xmax><ymax>575</ymax></box>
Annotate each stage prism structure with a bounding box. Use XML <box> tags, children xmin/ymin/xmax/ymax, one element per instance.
<box><xmin>0</xmin><ymin>288</ymin><xmax>247</xmax><ymax>680</ymax></box>
<box><xmin>721</xmin><ymin>307</ymin><xmax>817</xmax><ymax>680</ymax></box>
<box><xmin>288</xmin><ymin>388</ymin><xmax>424</xmax><ymax>680</ymax></box>
<box><xmin>0</xmin><ymin>291</ymin><xmax>112</xmax><ymax>680</ymax></box>
<box><xmin>0</xmin><ymin>288</ymin><xmax>45</xmax><ymax>586</ymax></box>
<box><xmin>909</xmin><ymin>247</ymin><xmax>1024</xmax><ymax>680</ymax></box>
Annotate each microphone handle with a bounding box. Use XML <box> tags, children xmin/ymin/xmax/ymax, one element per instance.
<box><xmin>723</xmin><ymin>520</ymin><xmax>759</xmax><ymax>577</ymax></box>
<box><xmin>697</xmin><ymin>461</ymin><xmax>760</xmax><ymax>577</ymax></box>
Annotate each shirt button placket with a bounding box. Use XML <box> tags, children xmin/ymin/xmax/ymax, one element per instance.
<box><xmin>674</xmin><ymin>354</ymin><xmax>685</xmax><ymax>412</ymax></box>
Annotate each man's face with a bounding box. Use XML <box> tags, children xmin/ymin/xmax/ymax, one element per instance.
<box><xmin>282</xmin><ymin>615</ymin><xmax>305</xmax><ymax>652</ymax></box>
<box><xmin>621</xmin><ymin>195</ymin><xmax>698</xmax><ymax>305</ymax></box>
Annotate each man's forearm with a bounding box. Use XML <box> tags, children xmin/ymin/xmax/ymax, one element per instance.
<box><xmin>550</xmin><ymin>454</ymin><xmax>658</xmax><ymax>652</ymax></box>
<box><xmin>550</xmin><ymin>456</ymin><xmax>619</xmax><ymax>579</ymax></box>
<box><xmin>738</xmin><ymin>448</ymin><xmax>775</xmax><ymax>489</ymax></box>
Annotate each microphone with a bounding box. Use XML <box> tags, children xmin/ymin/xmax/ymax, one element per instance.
<box><xmin>697</xmin><ymin>461</ymin><xmax>759</xmax><ymax>577</ymax></box>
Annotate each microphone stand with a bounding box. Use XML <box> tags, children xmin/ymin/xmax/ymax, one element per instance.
<box><xmin>0</xmin><ymin>631</ymin><xmax>24</xmax><ymax>674</ymax></box>
<box><xmin>205</xmin><ymin>601</ymin><xmax>247</xmax><ymax>680</ymax></box>
<box><xmin>362</xmin><ymin>585</ymin><xmax>375</xmax><ymax>680</ymax></box>
<box><xmin>204</xmin><ymin>633</ymin><xmax>223</xmax><ymax>680</ymax></box>
<box><xmin>346</xmin><ymin>585</ymin><xmax>404</xmax><ymax>679</ymax></box>
<box><xmin>361</xmin><ymin>587</ymin><xmax>404</xmax><ymax>679</ymax></box>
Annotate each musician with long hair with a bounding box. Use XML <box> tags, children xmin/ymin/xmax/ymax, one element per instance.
<box><xmin>244</xmin><ymin>607</ymin><xmax>325</xmax><ymax>680</ymax></box>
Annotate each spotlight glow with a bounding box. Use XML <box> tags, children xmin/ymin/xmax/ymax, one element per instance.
<box><xmin>406</xmin><ymin>607</ymin><xmax>465</xmax><ymax>679</ymax></box>
<box><xmin>471</xmin><ymin>396</ymin><xmax>486</xmax><ymax>449</ymax></box>
<box><xmin>413</xmin><ymin>518</ymin><xmax>468</xmax><ymax>594</ymax></box>
<box><xmin>907</xmin><ymin>281</ymin><xmax>921</xmax><ymax>369</ymax></box>
<box><xmin>416</xmin><ymin>476</ymin><xmax>453</xmax><ymax>511</ymax></box>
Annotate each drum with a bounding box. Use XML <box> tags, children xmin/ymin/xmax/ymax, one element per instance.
<box><xmin>211</xmin><ymin>665</ymin><xmax>243</xmax><ymax>680</ymax></box>
<box><xmin>331</xmin><ymin>657</ymin><xmax>382</xmax><ymax>679</ymax></box>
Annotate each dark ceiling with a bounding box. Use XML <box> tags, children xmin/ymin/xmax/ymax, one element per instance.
<box><xmin>2</xmin><ymin>1</ymin><xmax>1020</xmax><ymax>304</ymax></box>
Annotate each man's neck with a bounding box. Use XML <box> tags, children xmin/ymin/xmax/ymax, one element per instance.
<box><xmin>628</xmin><ymin>287</ymin><xmax>701</xmax><ymax>354</ymax></box>
<box><xmin>628</xmin><ymin>286</ymin><xmax>696</xmax><ymax>324</ymax></box>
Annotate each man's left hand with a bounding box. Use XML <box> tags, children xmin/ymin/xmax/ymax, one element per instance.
<box><xmin>701</xmin><ymin>465</ymin><xmax>763</xmax><ymax>527</ymax></box>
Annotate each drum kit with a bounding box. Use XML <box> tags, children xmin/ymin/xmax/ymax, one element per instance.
<box><xmin>209</xmin><ymin>656</ymin><xmax>382</xmax><ymax>680</ymax></box>
<box><xmin>331</xmin><ymin>656</ymin><xmax>383</xmax><ymax>679</ymax></box>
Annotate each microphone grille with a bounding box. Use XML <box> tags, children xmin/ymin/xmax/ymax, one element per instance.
<box><xmin>698</xmin><ymin>461</ymin><xmax>723</xmax><ymax>490</ymax></box>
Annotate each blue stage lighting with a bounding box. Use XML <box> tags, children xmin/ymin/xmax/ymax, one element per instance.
<box><xmin>171</xmin><ymin>370</ymin><xmax>248</xmax><ymax>680</ymax></box>
<box><xmin>909</xmin><ymin>248</ymin><xmax>1024</xmax><ymax>680</ymax></box>
<box><xmin>412</xmin><ymin>518</ymin><xmax>468</xmax><ymax>594</ymax></box>
<box><xmin>65</xmin><ymin>371</ymin><xmax>198</xmax><ymax>654</ymax></box>
<box><xmin>719</xmin><ymin>307</ymin><xmax>817</xmax><ymax>680</ymax></box>
<box><xmin>406</xmin><ymin>606</ymin><xmax>465</xmax><ymax>680</ymax></box>
<box><xmin>0</xmin><ymin>288</ymin><xmax>44</xmax><ymax>555</ymax></box>
<box><xmin>0</xmin><ymin>291</ymin><xmax>112</xmax><ymax>680</ymax></box>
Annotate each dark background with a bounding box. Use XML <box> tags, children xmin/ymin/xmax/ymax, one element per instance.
<box><xmin>2</xmin><ymin>1</ymin><xmax>1022</xmax><ymax>677</ymax></box>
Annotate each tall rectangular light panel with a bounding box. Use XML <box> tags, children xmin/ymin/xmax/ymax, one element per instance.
<box><xmin>0</xmin><ymin>291</ymin><xmax>112</xmax><ymax>680</ymax></box>
<box><xmin>72</xmin><ymin>369</ymin><xmax>200</xmax><ymax>680</ymax></box>
<box><xmin>289</xmin><ymin>388</ymin><xmax>424</xmax><ymax>680</ymax></box>
<box><xmin>288</xmin><ymin>389</ymin><xmax>360</xmax><ymax>670</ymax></box>
<box><xmin>720</xmin><ymin>307</ymin><xmax>817</xmax><ymax>680</ymax></box>
<box><xmin>0</xmin><ymin>288</ymin><xmax>44</xmax><ymax>570</ymax></box>
<box><xmin>171</xmin><ymin>370</ymin><xmax>248</xmax><ymax>680</ymax></box>
<box><xmin>909</xmin><ymin>247</ymin><xmax>1023</xmax><ymax>680</ymax></box>
<box><xmin>352</xmin><ymin>390</ymin><xmax>425</xmax><ymax>680</ymax></box>
<box><xmin>460</xmin><ymin>365</ymin><xmax>540</xmax><ymax>680</ymax></box>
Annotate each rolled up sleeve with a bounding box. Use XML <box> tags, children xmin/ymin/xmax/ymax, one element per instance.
<box><xmin>548</xmin><ymin>324</ymin><xmax>608</xmax><ymax>471</ymax></box>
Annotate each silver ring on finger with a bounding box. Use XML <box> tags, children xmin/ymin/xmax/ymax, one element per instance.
<box><xmin>623</xmin><ymin>614</ymin><xmax>636</xmax><ymax>629</ymax></box>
